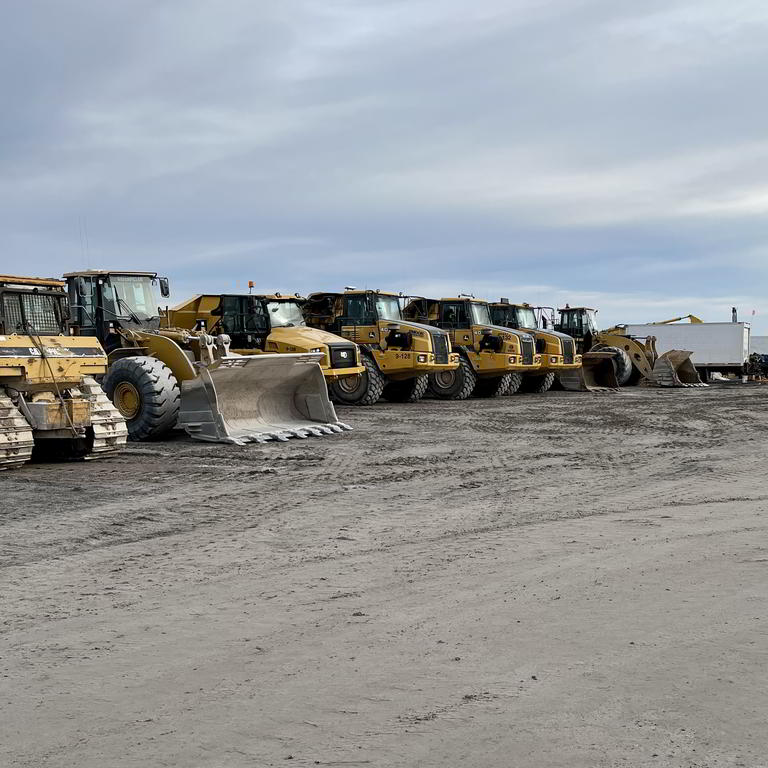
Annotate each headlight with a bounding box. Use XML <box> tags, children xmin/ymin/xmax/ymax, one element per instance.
<box><xmin>550</xmin><ymin>356</ymin><xmax>558</xmax><ymax>363</ymax></box>
<box><xmin>310</xmin><ymin>347</ymin><xmax>323</xmax><ymax>353</ymax></box>
<box><xmin>417</xmin><ymin>354</ymin><xmax>428</xmax><ymax>362</ymax></box>
<box><xmin>508</xmin><ymin>356</ymin><xmax>516</xmax><ymax>363</ymax></box>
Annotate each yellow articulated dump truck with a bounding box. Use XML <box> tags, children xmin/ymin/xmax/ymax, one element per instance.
<box><xmin>166</xmin><ymin>292</ymin><xmax>366</xmax><ymax>391</ymax></box>
<box><xmin>0</xmin><ymin>275</ymin><xmax>127</xmax><ymax>469</ymax></box>
<box><xmin>488</xmin><ymin>299</ymin><xmax>582</xmax><ymax>393</ymax></box>
<box><xmin>554</xmin><ymin>306</ymin><xmax>706</xmax><ymax>389</ymax></box>
<box><xmin>62</xmin><ymin>270</ymin><xmax>351</xmax><ymax>444</ymax></box>
<box><xmin>302</xmin><ymin>289</ymin><xmax>459</xmax><ymax>405</ymax></box>
<box><xmin>402</xmin><ymin>296</ymin><xmax>542</xmax><ymax>398</ymax></box>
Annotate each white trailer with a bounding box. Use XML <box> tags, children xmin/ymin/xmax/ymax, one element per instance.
<box><xmin>621</xmin><ymin>322</ymin><xmax>751</xmax><ymax>377</ymax></box>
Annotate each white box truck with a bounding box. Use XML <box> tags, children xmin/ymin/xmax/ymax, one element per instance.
<box><xmin>621</xmin><ymin>322</ymin><xmax>750</xmax><ymax>379</ymax></box>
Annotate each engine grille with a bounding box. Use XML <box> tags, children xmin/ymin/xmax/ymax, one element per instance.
<box><xmin>562</xmin><ymin>337</ymin><xmax>575</xmax><ymax>364</ymax></box>
<box><xmin>521</xmin><ymin>337</ymin><xmax>534</xmax><ymax>365</ymax></box>
<box><xmin>430</xmin><ymin>331</ymin><xmax>450</xmax><ymax>364</ymax></box>
<box><xmin>329</xmin><ymin>344</ymin><xmax>358</xmax><ymax>369</ymax></box>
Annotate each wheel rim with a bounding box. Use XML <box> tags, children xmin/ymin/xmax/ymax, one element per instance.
<box><xmin>336</xmin><ymin>374</ymin><xmax>365</xmax><ymax>395</ymax></box>
<box><xmin>113</xmin><ymin>381</ymin><xmax>141</xmax><ymax>419</ymax></box>
<box><xmin>433</xmin><ymin>370</ymin><xmax>456</xmax><ymax>389</ymax></box>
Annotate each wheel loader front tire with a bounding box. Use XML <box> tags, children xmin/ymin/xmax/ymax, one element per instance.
<box><xmin>382</xmin><ymin>374</ymin><xmax>429</xmax><ymax>403</ymax></box>
<box><xmin>329</xmin><ymin>355</ymin><xmax>385</xmax><ymax>406</ymax></box>
<box><xmin>427</xmin><ymin>355</ymin><xmax>476</xmax><ymax>400</ymax></box>
<box><xmin>519</xmin><ymin>372</ymin><xmax>556</xmax><ymax>393</ymax></box>
<box><xmin>103</xmin><ymin>356</ymin><xmax>180</xmax><ymax>441</ymax></box>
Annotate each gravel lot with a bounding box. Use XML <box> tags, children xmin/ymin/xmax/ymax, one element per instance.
<box><xmin>2</xmin><ymin>384</ymin><xmax>768</xmax><ymax>767</ymax></box>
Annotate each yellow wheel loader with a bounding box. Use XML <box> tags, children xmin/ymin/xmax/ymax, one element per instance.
<box><xmin>402</xmin><ymin>296</ymin><xmax>542</xmax><ymax>399</ymax></box>
<box><xmin>63</xmin><ymin>270</ymin><xmax>351</xmax><ymax>444</ymax></box>
<box><xmin>0</xmin><ymin>275</ymin><xmax>127</xmax><ymax>469</ymax></box>
<box><xmin>488</xmin><ymin>299</ymin><xmax>582</xmax><ymax>393</ymax></box>
<box><xmin>165</xmin><ymin>293</ymin><xmax>366</xmax><ymax>391</ymax></box>
<box><xmin>554</xmin><ymin>306</ymin><xmax>706</xmax><ymax>390</ymax></box>
<box><xmin>302</xmin><ymin>289</ymin><xmax>459</xmax><ymax>405</ymax></box>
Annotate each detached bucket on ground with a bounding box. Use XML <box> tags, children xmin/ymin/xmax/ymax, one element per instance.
<box><xmin>652</xmin><ymin>350</ymin><xmax>708</xmax><ymax>388</ymax></box>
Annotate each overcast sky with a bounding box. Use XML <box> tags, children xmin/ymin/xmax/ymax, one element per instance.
<box><xmin>2</xmin><ymin>0</ymin><xmax>767</xmax><ymax>330</ymax></box>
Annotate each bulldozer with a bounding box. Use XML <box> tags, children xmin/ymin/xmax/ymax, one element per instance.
<box><xmin>63</xmin><ymin>270</ymin><xmax>351</xmax><ymax>444</ymax></box>
<box><xmin>488</xmin><ymin>299</ymin><xmax>582</xmax><ymax>392</ymax></box>
<box><xmin>553</xmin><ymin>306</ymin><xmax>706</xmax><ymax>389</ymax></box>
<box><xmin>165</xmin><ymin>291</ymin><xmax>366</xmax><ymax>391</ymax></box>
<box><xmin>401</xmin><ymin>296</ymin><xmax>542</xmax><ymax>398</ymax></box>
<box><xmin>0</xmin><ymin>275</ymin><xmax>127</xmax><ymax>469</ymax></box>
<box><xmin>302</xmin><ymin>289</ymin><xmax>459</xmax><ymax>405</ymax></box>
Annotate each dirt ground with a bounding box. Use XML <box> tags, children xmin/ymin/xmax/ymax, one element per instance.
<box><xmin>2</xmin><ymin>384</ymin><xmax>768</xmax><ymax>767</ymax></box>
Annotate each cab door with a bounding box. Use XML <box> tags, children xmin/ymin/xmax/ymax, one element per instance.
<box><xmin>439</xmin><ymin>301</ymin><xmax>471</xmax><ymax>346</ymax></box>
<box><xmin>340</xmin><ymin>294</ymin><xmax>379</xmax><ymax>344</ymax></box>
<box><xmin>216</xmin><ymin>296</ymin><xmax>269</xmax><ymax>350</ymax></box>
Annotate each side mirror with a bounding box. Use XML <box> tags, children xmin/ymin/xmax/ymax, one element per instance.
<box><xmin>159</xmin><ymin>277</ymin><xmax>170</xmax><ymax>298</ymax></box>
<box><xmin>76</xmin><ymin>277</ymin><xmax>87</xmax><ymax>297</ymax></box>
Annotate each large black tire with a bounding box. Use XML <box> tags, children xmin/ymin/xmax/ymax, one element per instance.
<box><xmin>519</xmin><ymin>371</ymin><xmax>556</xmax><ymax>393</ymax></box>
<box><xmin>102</xmin><ymin>356</ymin><xmax>180</xmax><ymax>441</ymax></box>
<box><xmin>381</xmin><ymin>374</ymin><xmax>429</xmax><ymax>403</ymax></box>
<box><xmin>329</xmin><ymin>355</ymin><xmax>385</xmax><ymax>406</ymax></box>
<box><xmin>504</xmin><ymin>372</ymin><xmax>524</xmax><ymax>395</ymax></box>
<box><xmin>473</xmin><ymin>374</ymin><xmax>512</xmax><ymax>398</ymax></box>
<box><xmin>427</xmin><ymin>355</ymin><xmax>476</xmax><ymax>400</ymax></box>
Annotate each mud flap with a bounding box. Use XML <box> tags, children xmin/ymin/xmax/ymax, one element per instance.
<box><xmin>558</xmin><ymin>352</ymin><xmax>620</xmax><ymax>392</ymax></box>
<box><xmin>178</xmin><ymin>353</ymin><xmax>353</xmax><ymax>444</ymax></box>
<box><xmin>651</xmin><ymin>350</ymin><xmax>708</xmax><ymax>388</ymax></box>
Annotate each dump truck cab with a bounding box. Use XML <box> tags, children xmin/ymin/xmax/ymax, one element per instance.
<box><xmin>62</xmin><ymin>270</ymin><xmax>349</xmax><ymax>443</ymax></box>
<box><xmin>402</xmin><ymin>296</ymin><xmax>541</xmax><ymax>398</ymax></box>
<box><xmin>303</xmin><ymin>289</ymin><xmax>459</xmax><ymax>405</ymax></box>
<box><xmin>489</xmin><ymin>299</ymin><xmax>581</xmax><ymax>392</ymax></box>
<box><xmin>0</xmin><ymin>275</ymin><xmax>126</xmax><ymax>468</ymax></box>
<box><xmin>167</xmin><ymin>293</ymin><xmax>365</xmax><ymax>383</ymax></box>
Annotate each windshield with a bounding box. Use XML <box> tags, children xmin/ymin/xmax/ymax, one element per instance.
<box><xmin>375</xmin><ymin>296</ymin><xmax>402</xmax><ymax>322</ymax></box>
<box><xmin>109</xmin><ymin>276</ymin><xmax>160</xmax><ymax>319</ymax></box>
<box><xmin>266</xmin><ymin>300</ymin><xmax>305</xmax><ymax>327</ymax></box>
<box><xmin>516</xmin><ymin>308</ymin><xmax>538</xmax><ymax>329</ymax></box>
<box><xmin>584</xmin><ymin>309</ymin><xmax>599</xmax><ymax>333</ymax></box>
<box><xmin>470</xmin><ymin>302</ymin><xmax>492</xmax><ymax>326</ymax></box>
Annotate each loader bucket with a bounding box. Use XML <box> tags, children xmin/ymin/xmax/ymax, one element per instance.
<box><xmin>558</xmin><ymin>351</ymin><xmax>620</xmax><ymax>392</ymax></box>
<box><xmin>651</xmin><ymin>350</ymin><xmax>708</xmax><ymax>388</ymax></box>
<box><xmin>178</xmin><ymin>353</ymin><xmax>352</xmax><ymax>444</ymax></box>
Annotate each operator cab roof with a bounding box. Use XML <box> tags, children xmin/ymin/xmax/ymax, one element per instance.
<box><xmin>490</xmin><ymin>300</ymin><xmax>533</xmax><ymax>307</ymax></box>
<box><xmin>436</xmin><ymin>296</ymin><xmax>489</xmax><ymax>303</ymax></box>
<box><xmin>0</xmin><ymin>275</ymin><xmax>66</xmax><ymax>288</ymax></box>
<box><xmin>558</xmin><ymin>306</ymin><xmax>596</xmax><ymax>312</ymax></box>
<box><xmin>62</xmin><ymin>269</ymin><xmax>158</xmax><ymax>278</ymax></box>
<box><xmin>308</xmin><ymin>289</ymin><xmax>401</xmax><ymax>298</ymax></box>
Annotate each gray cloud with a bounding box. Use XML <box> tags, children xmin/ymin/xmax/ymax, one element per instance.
<box><xmin>1</xmin><ymin>0</ymin><xmax>766</xmax><ymax>330</ymax></box>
